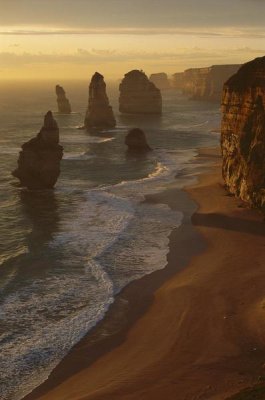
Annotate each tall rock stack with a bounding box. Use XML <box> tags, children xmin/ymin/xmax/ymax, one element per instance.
<box><xmin>12</xmin><ymin>111</ymin><xmax>63</xmax><ymax>189</ymax></box>
<box><xmin>84</xmin><ymin>72</ymin><xmax>116</xmax><ymax>129</ymax></box>
<box><xmin>55</xmin><ymin>85</ymin><xmax>71</xmax><ymax>114</ymax></box>
<box><xmin>149</xmin><ymin>73</ymin><xmax>170</xmax><ymax>90</ymax></box>
<box><xmin>119</xmin><ymin>70</ymin><xmax>162</xmax><ymax>114</ymax></box>
<box><xmin>221</xmin><ymin>56</ymin><xmax>265</xmax><ymax>211</ymax></box>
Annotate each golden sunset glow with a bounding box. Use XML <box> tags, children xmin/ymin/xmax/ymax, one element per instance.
<box><xmin>0</xmin><ymin>0</ymin><xmax>265</xmax><ymax>80</ymax></box>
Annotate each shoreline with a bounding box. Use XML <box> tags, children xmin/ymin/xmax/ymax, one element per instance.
<box><xmin>23</xmin><ymin>148</ymin><xmax>205</xmax><ymax>400</ymax></box>
<box><xmin>23</xmin><ymin>147</ymin><xmax>265</xmax><ymax>400</ymax></box>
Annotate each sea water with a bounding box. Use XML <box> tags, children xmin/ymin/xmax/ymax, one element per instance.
<box><xmin>0</xmin><ymin>80</ymin><xmax>220</xmax><ymax>399</ymax></box>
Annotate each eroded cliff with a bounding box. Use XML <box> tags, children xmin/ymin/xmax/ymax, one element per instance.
<box><xmin>221</xmin><ymin>56</ymin><xmax>265</xmax><ymax>211</ymax></box>
<box><xmin>173</xmin><ymin>65</ymin><xmax>241</xmax><ymax>102</ymax></box>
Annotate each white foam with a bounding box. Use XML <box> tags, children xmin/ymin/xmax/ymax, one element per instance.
<box><xmin>0</xmin><ymin>258</ymin><xmax>114</xmax><ymax>400</ymax></box>
<box><xmin>63</xmin><ymin>152</ymin><xmax>95</xmax><ymax>161</ymax></box>
<box><xmin>0</xmin><ymin>147</ymin><xmax>21</xmax><ymax>155</ymax></box>
<box><xmin>0</xmin><ymin>148</ymin><xmax>195</xmax><ymax>400</ymax></box>
<box><xmin>62</xmin><ymin>135</ymin><xmax>115</xmax><ymax>144</ymax></box>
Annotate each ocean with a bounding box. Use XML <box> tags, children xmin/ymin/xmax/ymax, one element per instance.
<box><xmin>0</xmin><ymin>80</ymin><xmax>220</xmax><ymax>400</ymax></box>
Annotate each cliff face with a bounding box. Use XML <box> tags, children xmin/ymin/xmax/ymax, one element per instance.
<box><xmin>12</xmin><ymin>111</ymin><xmax>63</xmax><ymax>189</ymax></box>
<box><xmin>221</xmin><ymin>56</ymin><xmax>265</xmax><ymax>211</ymax></box>
<box><xmin>185</xmin><ymin>67</ymin><xmax>211</xmax><ymax>99</ymax></box>
<box><xmin>84</xmin><ymin>72</ymin><xmax>116</xmax><ymax>129</ymax></box>
<box><xmin>119</xmin><ymin>70</ymin><xmax>162</xmax><ymax>114</ymax></box>
<box><xmin>173</xmin><ymin>65</ymin><xmax>241</xmax><ymax>102</ymax></box>
<box><xmin>55</xmin><ymin>85</ymin><xmax>71</xmax><ymax>114</ymax></box>
<box><xmin>149</xmin><ymin>73</ymin><xmax>170</xmax><ymax>90</ymax></box>
<box><xmin>172</xmin><ymin>72</ymin><xmax>184</xmax><ymax>90</ymax></box>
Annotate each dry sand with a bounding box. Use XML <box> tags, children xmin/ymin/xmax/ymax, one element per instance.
<box><xmin>24</xmin><ymin>148</ymin><xmax>265</xmax><ymax>400</ymax></box>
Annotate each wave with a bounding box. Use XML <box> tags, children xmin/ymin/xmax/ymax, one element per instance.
<box><xmin>62</xmin><ymin>135</ymin><xmax>115</xmax><ymax>144</ymax></box>
<box><xmin>170</xmin><ymin>120</ymin><xmax>209</xmax><ymax>131</ymax></box>
<box><xmin>0</xmin><ymin>258</ymin><xmax>114</xmax><ymax>400</ymax></box>
<box><xmin>0</xmin><ymin>148</ymin><xmax>196</xmax><ymax>400</ymax></box>
<box><xmin>63</xmin><ymin>152</ymin><xmax>95</xmax><ymax>161</ymax></box>
<box><xmin>0</xmin><ymin>147</ymin><xmax>21</xmax><ymax>155</ymax></box>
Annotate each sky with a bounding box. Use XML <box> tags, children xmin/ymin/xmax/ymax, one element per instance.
<box><xmin>0</xmin><ymin>0</ymin><xmax>265</xmax><ymax>80</ymax></box>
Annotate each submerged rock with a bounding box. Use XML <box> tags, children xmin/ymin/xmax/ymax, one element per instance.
<box><xmin>221</xmin><ymin>56</ymin><xmax>265</xmax><ymax>211</ymax></box>
<box><xmin>119</xmin><ymin>70</ymin><xmax>162</xmax><ymax>114</ymax></box>
<box><xmin>84</xmin><ymin>72</ymin><xmax>116</xmax><ymax>129</ymax></box>
<box><xmin>125</xmin><ymin>128</ymin><xmax>152</xmax><ymax>153</ymax></box>
<box><xmin>55</xmin><ymin>85</ymin><xmax>71</xmax><ymax>114</ymax></box>
<box><xmin>150</xmin><ymin>73</ymin><xmax>170</xmax><ymax>90</ymax></box>
<box><xmin>12</xmin><ymin>111</ymin><xmax>63</xmax><ymax>189</ymax></box>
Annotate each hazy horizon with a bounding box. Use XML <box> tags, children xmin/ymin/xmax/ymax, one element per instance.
<box><xmin>0</xmin><ymin>0</ymin><xmax>265</xmax><ymax>80</ymax></box>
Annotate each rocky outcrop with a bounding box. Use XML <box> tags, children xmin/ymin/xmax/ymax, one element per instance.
<box><xmin>125</xmin><ymin>128</ymin><xmax>151</xmax><ymax>153</ymax></box>
<box><xmin>119</xmin><ymin>70</ymin><xmax>162</xmax><ymax>114</ymax></box>
<box><xmin>149</xmin><ymin>73</ymin><xmax>170</xmax><ymax>90</ymax></box>
<box><xmin>55</xmin><ymin>85</ymin><xmax>71</xmax><ymax>114</ymax></box>
<box><xmin>84</xmin><ymin>72</ymin><xmax>116</xmax><ymax>128</ymax></box>
<box><xmin>12</xmin><ymin>111</ymin><xmax>63</xmax><ymax>189</ymax></box>
<box><xmin>173</xmin><ymin>65</ymin><xmax>241</xmax><ymax>102</ymax></box>
<box><xmin>221</xmin><ymin>56</ymin><xmax>265</xmax><ymax>211</ymax></box>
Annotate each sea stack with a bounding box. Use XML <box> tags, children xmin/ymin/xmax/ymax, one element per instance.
<box><xmin>55</xmin><ymin>85</ymin><xmax>71</xmax><ymax>114</ymax></box>
<box><xmin>12</xmin><ymin>111</ymin><xmax>63</xmax><ymax>189</ymax></box>
<box><xmin>149</xmin><ymin>73</ymin><xmax>170</xmax><ymax>90</ymax></box>
<box><xmin>125</xmin><ymin>128</ymin><xmax>151</xmax><ymax>153</ymax></box>
<box><xmin>221</xmin><ymin>56</ymin><xmax>265</xmax><ymax>212</ymax></box>
<box><xmin>119</xmin><ymin>70</ymin><xmax>162</xmax><ymax>114</ymax></box>
<box><xmin>84</xmin><ymin>72</ymin><xmax>116</xmax><ymax>129</ymax></box>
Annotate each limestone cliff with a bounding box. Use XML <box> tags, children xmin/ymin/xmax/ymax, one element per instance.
<box><xmin>12</xmin><ymin>111</ymin><xmax>63</xmax><ymax>189</ymax></box>
<box><xmin>149</xmin><ymin>73</ymin><xmax>170</xmax><ymax>90</ymax></box>
<box><xmin>55</xmin><ymin>85</ymin><xmax>71</xmax><ymax>114</ymax></box>
<box><xmin>172</xmin><ymin>72</ymin><xmax>184</xmax><ymax>90</ymax></box>
<box><xmin>173</xmin><ymin>65</ymin><xmax>241</xmax><ymax>102</ymax></box>
<box><xmin>119</xmin><ymin>70</ymin><xmax>162</xmax><ymax>114</ymax></box>
<box><xmin>221</xmin><ymin>56</ymin><xmax>265</xmax><ymax>211</ymax></box>
<box><xmin>84</xmin><ymin>72</ymin><xmax>116</xmax><ymax>129</ymax></box>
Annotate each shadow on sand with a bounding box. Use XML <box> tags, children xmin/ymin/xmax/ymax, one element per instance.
<box><xmin>192</xmin><ymin>212</ymin><xmax>265</xmax><ymax>236</ymax></box>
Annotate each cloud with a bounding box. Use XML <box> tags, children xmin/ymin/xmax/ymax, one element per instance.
<box><xmin>0</xmin><ymin>0</ymin><xmax>265</xmax><ymax>30</ymax></box>
<box><xmin>0</xmin><ymin>47</ymin><xmax>264</xmax><ymax>68</ymax></box>
<box><xmin>1</xmin><ymin>26</ymin><xmax>265</xmax><ymax>39</ymax></box>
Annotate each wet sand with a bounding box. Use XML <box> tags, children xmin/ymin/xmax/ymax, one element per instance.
<box><xmin>24</xmin><ymin>148</ymin><xmax>265</xmax><ymax>400</ymax></box>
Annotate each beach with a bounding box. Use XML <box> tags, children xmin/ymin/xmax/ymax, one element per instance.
<box><xmin>23</xmin><ymin>147</ymin><xmax>265</xmax><ymax>400</ymax></box>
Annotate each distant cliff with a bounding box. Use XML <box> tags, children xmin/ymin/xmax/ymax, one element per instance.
<box><xmin>171</xmin><ymin>72</ymin><xmax>184</xmax><ymax>90</ymax></box>
<box><xmin>149</xmin><ymin>73</ymin><xmax>170</xmax><ymax>90</ymax></box>
<box><xmin>221</xmin><ymin>56</ymin><xmax>265</xmax><ymax>212</ymax></box>
<box><xmin>119</xmin><ymin>70</ymin><xmax>162</xmax><ymax>114</ymax></box>
<box><xmin>172</xmin><ymin>65</ymin><xmax>241</xmax><ymax>102</ymax></box>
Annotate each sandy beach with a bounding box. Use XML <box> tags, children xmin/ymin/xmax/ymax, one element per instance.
<box><xmin>24</xmin><ymin>148</ymin><xmax>265</xmax><ymax>400</ymax></box>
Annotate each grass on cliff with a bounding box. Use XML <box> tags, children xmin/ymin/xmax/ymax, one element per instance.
<box><xmin>228</xmin><ymin>385</ymin><xmax>265</xmax><ymax>399</ymax></box>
